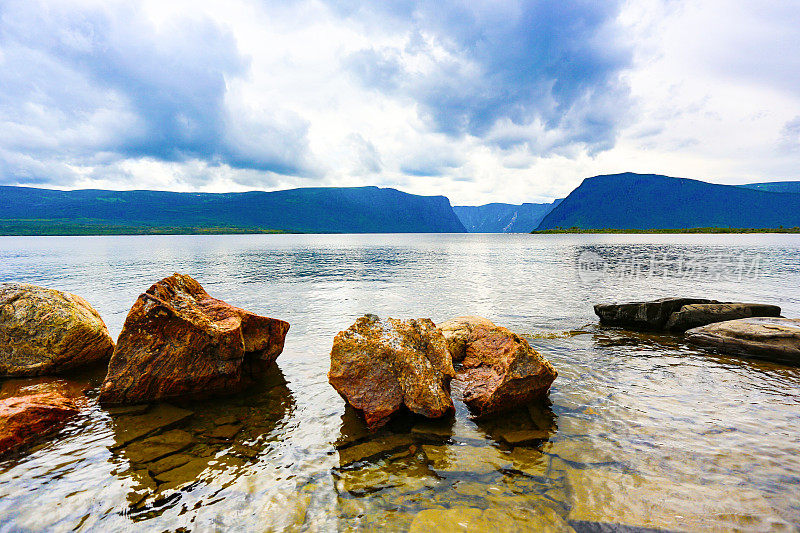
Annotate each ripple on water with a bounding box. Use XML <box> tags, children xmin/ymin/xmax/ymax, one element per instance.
<box><xmin>1</xmin><ymin>233</ymin><xmax>799</xmax><ymax>530</ymax></box>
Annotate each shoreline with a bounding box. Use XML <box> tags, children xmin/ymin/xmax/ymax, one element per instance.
<box><xmin>530</xmin><ymin>227</ymin><xmax>800</xmax><ymax>234</ymax></box>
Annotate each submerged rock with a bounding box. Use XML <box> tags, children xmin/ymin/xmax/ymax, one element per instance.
<box><xmin>0</xmin><ymin>283</ymin><xmax>114</xmax><ymax>376</ymax></box>
<box><xmin>0</xmin><ymin>391</ymin><xmax>79</xmax><ymax>456</ymax></box>
<box><xmin>122</xmin><ymin>429</ymin><xmax>195</xmax><ymax>464</ymax></box>
<box><xmin>438</xmin><ymin>316</ymin><xmax>498</xmax><ymax>362</ymax></box>
<box><xmin>109</xmin><ymin>403</ymin><xmax>194</xmax><ymax>449</ymax></box>
<box><xmin>99</xmin><ymin>273</ymin><xmax>289</xmax><ymax>404</ymax></box>
<box><xmin>595</xmin><ymin>297</ymin><xmax>782</xmax><ymax>332</ymax></box>
<box><xmin>686</xmin><ymin>317</ymin><xmax>800</xmax><ymax>366</ymax></box>
<box><xmin>664</xmin><ymin>303</ymin><xmax>781</xmax><ymax>331</ymax></box>
<box><xmin>409</xmin><ymin>506</ymin><xmax>572</xmax><ymax>533</ymax></box>
<box><xmin>328</xmin><ymin>315</ymin><xmax>455</xmax><ymax>429</ymax></box>
<box><xmin>455</xmin><ymin>323</ymin><xmax>557</xmax><ymax>418</ymax></box>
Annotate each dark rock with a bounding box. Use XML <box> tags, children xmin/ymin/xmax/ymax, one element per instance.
<box><xmin>0</xmin><ymin>283</ymin><xmax>114</xmax><ymax>376</ymax></box>
<box><xmin>99</xmin><ymin>273</ymin><xmax>289</xmax><ymax>404</ymax></box>
<box><xmin>328</xmin><ymin>314</ymin><xmax>455</xmax><ymax>429</ymax></box>
<box><xmin>496</xmin><ymin>429</ymin><xmax>552</xmax><ymax>445</ymax></box>
<box><xmin>455</xmin><ymin>324</ymin><xmax>557</xmax><ymax>418</ymax></box>
<box><xmin>0</xmin><ymin>391</ymin><xmax>79</xmax><ymax>456</ymax></box>
<box><xmin>594</xmin><ymin>298</ymin><xmax>716</xmax><ymax>330</ymax></box>
<box><xmin>148</xmin><ymin>453</ymin><xmax>192</xmax><ymax>475</ymax></box>
<box><xmin>337</xmin><ymin>434</ymin><xmax>415</xmax><ymax>465</ymax></box>
<box><xmin>686</xmin><ymin>317</ymin><xmax>800</xmax><ymax>366</ymax></box>
<box><xmin>664</xmin><ymin>303</ymin><xmax>781</xmax><ymax>331</ymax></box>
<box><xmin>206</xmin><ymin>424</ymin><xmax>241</xmax><ymax>440</ymax></box>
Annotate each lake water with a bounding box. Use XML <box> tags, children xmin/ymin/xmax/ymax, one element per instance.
<box><xmin>1</xmin><ymin>234</ymin><xmax>799</xmax><ymax>531</ymax></box>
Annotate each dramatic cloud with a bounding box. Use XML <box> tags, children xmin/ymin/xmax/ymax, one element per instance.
<box><xmin>0</xmin><ymin>0</ymin><xmax>314</xmax><ymax>186</ymax></box>
<box><xmin>342</xmin><ymin>0</ymin><xmax>631</xmax><ymax>153</ymax></box>
<box><xmin>0</xmin><ymin>0</ymin><xmax>798</xmax><ymax>202</ymax></box>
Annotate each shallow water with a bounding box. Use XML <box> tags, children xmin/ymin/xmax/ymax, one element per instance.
<box><xmin>1</xmin><ymin>234</ymin><xmax>799</xmax><ymax>531</ymax></box>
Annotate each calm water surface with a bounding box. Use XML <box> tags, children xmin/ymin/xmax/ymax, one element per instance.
<box><xmin>0</xmin><ymin>234</ymin><xmax>799</xmax><ymax>531</ymax></box>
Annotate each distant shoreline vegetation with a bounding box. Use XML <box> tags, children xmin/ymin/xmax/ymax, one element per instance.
<box><xmin>530</xmin><ymin>227</ymin><xmax>800</xmax><ymax>234</ymax></box>
<box><xmin>0</xmin><ymin>220</ymin><xmax>295</xmax><ymax>236</ymax></box>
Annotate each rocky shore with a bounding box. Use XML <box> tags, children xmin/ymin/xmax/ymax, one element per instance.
<box><xmin>1</xmin><ymin>275</ymin><xmax>563</xmax><ymax>459</ymax></box>
<box><xmin>2</xmin><ymin>275</ymin><xmax>797</xmax><ymax>509</ymax></box>
<box><xmin>0</xmin><ymin>274</ymin><xmax>289</xmax><ymax>457</ymax></box>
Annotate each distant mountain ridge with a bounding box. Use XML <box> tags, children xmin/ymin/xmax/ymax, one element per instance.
<box><xmin>536</xmin><ymin>173</ymin><xmax>800</xmax><ymax>230</ymax></box>
<box><xmin>738</xmin><ymin>181</ymin><xmax>800</xmax><ymax>194</ymax></box>
<box><xmin>453</xmin><ymin>200</ymin><xmax>562</xmax><ymax>233</ymax></box>
<box><xmin>0</xmin><ymin>186</ymin><xmax>467</xmax><ymax>234</ymax></box>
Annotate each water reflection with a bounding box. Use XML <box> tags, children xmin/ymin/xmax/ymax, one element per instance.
<box><xmin>104</xmin><ymin>366</ymin><xmax>295</xmax><ymax>518</ymax></box>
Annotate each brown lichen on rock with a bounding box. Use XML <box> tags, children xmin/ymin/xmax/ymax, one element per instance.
<box><xmin>0</xmin><ymin>283</ymin><xmax>114</xmax><ymax>376</ymax></box>
<box><xmin>99</xmin><ymin>273</ymin><xmax>289</xmax><ymax>405</ymax></box>
<box><xmin>328</xmin><ymin>315</ymin><xmax>455</xmax><ymax>429</ymax></box>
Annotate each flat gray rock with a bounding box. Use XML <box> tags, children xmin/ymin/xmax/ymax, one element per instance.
<box><xmin>665</xmin><ymin>303</ymin><xmax>781</xmax><ymax>332</ymax></box>
<box><xmin>686</xmin><ymin>317</ymin><xmax>800</xmax><ymax>366</ymax></box>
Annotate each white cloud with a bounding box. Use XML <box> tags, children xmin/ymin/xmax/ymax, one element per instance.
<box><xmin>1</xmin><ymin>0</ymin><xmax>799</xmax><ymax>204</ymax></box>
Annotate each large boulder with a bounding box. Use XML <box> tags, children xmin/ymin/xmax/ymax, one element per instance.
<box><xmin>439</xmin><ymin>316</ymin><xmax>498</xmax><ymax>362</ymax></box>
<box><xmin>455</xmin><ymin>322</ymin><xmax>557</xmax><ymax>418</ymax></box>
<box><xmin>665</xmin><ymin>303</ymin><xmax>781</xmax><ymax>332</ymax></box>
<box><xmin>686</xmin><ymin>317</ymin><xmax>800</xmax><ymax>366</ymax></box>
<box><xmin>0</xmin><ymin>283</ymin><xmax>114</xmax><ymax>376</ymax></box>
<box><xmin>594</xmin><ymin>298</ymin><xmax>715</xmax><ymax>330</ymax></box>
<box><xmin>328</xmin><ymin>314</ymin><xmax>455</xmax><ymax>429</ymax></box>
<box><xmin>0</xmin><ymin>391</ymin><xmax>79</xmax><ymax>456</ymax></box>
<box><xmin>99</xmin><ymin>273</ymin><xmax>289</xmax><ymax>405</ymax></box>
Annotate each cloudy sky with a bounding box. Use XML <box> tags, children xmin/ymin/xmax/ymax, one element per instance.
<box><xmin>1</xmin><ymin>0</ymin><xmax>798</xmax><ymax>204</ymax></box>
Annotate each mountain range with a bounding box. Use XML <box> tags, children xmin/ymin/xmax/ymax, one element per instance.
<box><xmin>2</xmin><ymin>173</ymin><xmax>800</xmax><ymax>235</ymax></box>
<box><xmin>536</xmin><ymin>173</ymin><xmax>800</xmax><ymax>230</ymax></box>
<box><xmin>0</xmin><ymin>186</ymin><xmax>466</xmax><ymax>234</ymax></box>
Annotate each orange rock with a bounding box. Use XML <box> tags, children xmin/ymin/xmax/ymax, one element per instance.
<box><xmin>0</xmin><ymin>391</ymin><xmax>78</xmax><ymax>456</ymax></box>
<box><xmin>438</xmin><ymin>316</ymin><xmax>498</xmax><ymax>362</ymax></box>
<box><xmin>456</xmin><ymin>325</ymin><xmax>557</xmax><ymax>418</ymax></box>
<box><xmin>329</xmin><ymin>315</ymin><xmax>455</xmax><ymax>429</ymax></box>
<box><xmin>99</xmin><ymin>273</ymin><xmax>289</xmax><ymax>404</ymax></box>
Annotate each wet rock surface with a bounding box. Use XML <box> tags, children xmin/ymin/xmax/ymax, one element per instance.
<box><xmin>0</xmin><ymin>390</ymin><xmax>79</xmax><ymax>456</ymax></box>
<box><xmin>328</xmin><ymin>315</ymin><xmax>455</xmax><ymax>429</ymax></box>
<box><xmin>686</xmin><ymin>317</ymin><xmax>800</xmax><ymax>365</ymax></box>
<box><xmin>0</xmin><ymin>283</ymin><xmax>114</xmax><ymax>376</ymax></box>
<box><xmin>99</xmin><ymin>273</ymin><xmax>289</xmax><ymax>404</ymax></box>
<box><xmin>595</xmin><ymin>297</ymin><xmax>782</xmax><ymax>332</ymax></box>
<box><xmin>454</xmin><ymin>323</ymin><xmax>558</xmax><ymax>418</ymax></box>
